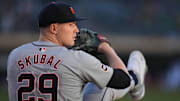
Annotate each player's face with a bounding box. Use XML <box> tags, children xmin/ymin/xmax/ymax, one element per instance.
<box><xmin>56</xmin><ymin>22</ymin><xmax>79</xmax><ymax>47</ymax></box>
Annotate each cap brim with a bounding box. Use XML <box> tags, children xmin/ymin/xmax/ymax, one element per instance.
<box><xmin>75</xmin><ymin>17</ymin><xmax>87</xmax><ymax>21</ymax></box>
<box><xmin>55</xmin><ymin>17</ymin><xmax>87</xmax><ymax>24</ymax></box>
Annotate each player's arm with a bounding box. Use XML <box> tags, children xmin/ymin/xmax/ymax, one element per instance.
<box><xmin>98</xmin><ymin>42</ymin><xmax>129</xmax><ymax>74</ymax></box>
<box><xmin>71</xmin><ymin>28</ymin><xmax>134</xmax><ymax>89</ymax></box>
<box><xmin>72</xmin><ymin>28</ymin><xmax>128</xmax><ymax>74</ymax></box>
<box><xmin>98</xmin><ymin>42</ymin><xmax>131</xmax><ymax>89</ymax></box>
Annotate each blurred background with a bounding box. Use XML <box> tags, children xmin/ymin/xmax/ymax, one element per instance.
<box><xmin>0</xmin><ymin>0</ymin><xmax>180</xmax><ymax>101</ymax></box>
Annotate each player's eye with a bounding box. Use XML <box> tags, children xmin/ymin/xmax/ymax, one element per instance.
<box><xmin>69</xmin><ymin>22</ymin><xmax>76</xmax><ymax>27</ymax></box>
<box><xmin>69</xmin><ymin>23</ymin><xmax>73</xmax><ymax>26</ymax></box>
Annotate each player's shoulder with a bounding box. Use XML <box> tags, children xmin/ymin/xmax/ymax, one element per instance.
<box><xmin>67</xmin><ymin>49</ymin><xmax>89</xmax><ymax>57</ymax></box>
<box><xmin>67</xmin><ymin>49</ymin><xmax>100</xmax><ymax>63</ymax></box>
<box><xmin>9</xmin><ymin>42</ymin><xmax>32</xmax><ymax>56</ymax></box>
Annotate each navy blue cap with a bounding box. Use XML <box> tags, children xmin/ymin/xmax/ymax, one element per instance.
<box><xmin>39</xmin><ymin>2</ymin><xmax>86</xmax><ymax>27</ymax></box>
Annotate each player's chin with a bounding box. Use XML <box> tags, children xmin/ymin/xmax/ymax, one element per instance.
<box><xmin>71</xmin><ymin>41</ymin><xmax>75</xmax><ymax>46</ymax></box>
<box><xmin>66</xmin><ymin>41</ymin><xmax>75</xmax><ymax>47</ymax></box>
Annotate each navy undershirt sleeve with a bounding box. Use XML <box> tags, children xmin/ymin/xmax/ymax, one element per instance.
<box><xmin>107</xmin><ymin>69</ymin><xmax>131</xmax><ymax>89</ymax></box>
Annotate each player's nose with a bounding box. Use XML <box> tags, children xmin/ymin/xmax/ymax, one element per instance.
<box><xmin>74</xmin><ymin>25</ymin><xmax>79</xmax><ymax>34</ymax></box>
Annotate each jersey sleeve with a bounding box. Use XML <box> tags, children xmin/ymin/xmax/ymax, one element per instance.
<box><xmin>74</xmin><ymin>51</ymin><xmax>114</xmax><ymax>89</ymax></box>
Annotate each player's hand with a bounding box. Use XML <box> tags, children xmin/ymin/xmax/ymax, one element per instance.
<box><xmin>98</xmin><ymin>42</ymin><xmax>111</xmax><ymax>53</ymax></box>
<box><xmin>71</xmin><ymin>28</ymin><xmax>110</xmax><ymax>54</ymax></box>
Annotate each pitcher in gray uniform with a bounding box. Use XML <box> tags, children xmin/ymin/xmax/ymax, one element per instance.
<box><xmin>7</xmin><ymin>2</ymin><xmax>148</xmax><ymax>101</ymax></box>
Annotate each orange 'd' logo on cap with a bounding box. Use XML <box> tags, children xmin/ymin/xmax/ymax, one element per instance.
<box><xmin>69</xmin><ymin>7</ymin><xmax>75</xmax><ymax>14</ymax></box>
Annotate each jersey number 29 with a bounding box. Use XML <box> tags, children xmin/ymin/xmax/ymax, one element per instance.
<box><xmin>18</xmin><ymin>73</ymin><xmax>58</xmax><ymax>101</ymax></box>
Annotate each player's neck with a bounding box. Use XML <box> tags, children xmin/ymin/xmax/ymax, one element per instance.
<box><xmin>39</xmin><ymin>32</ymin><xmax>63</xmax><ymax>46</ymax></box>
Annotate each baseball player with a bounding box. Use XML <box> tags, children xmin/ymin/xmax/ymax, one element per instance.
<box><xmin>7</xmin><ymin>2</ymin><xmax>148</xmax><ymax>101</ymax></box>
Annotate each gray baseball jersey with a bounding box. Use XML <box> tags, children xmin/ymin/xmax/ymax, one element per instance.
<box><xmin>7</xmin><ymin>41</ymin><xmax>113</xmax><ymax>101</ymax></box>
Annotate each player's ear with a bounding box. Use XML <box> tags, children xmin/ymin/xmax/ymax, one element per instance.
<box><xmin>49</xmin><ymin>23</ymin><xmax>58</xmax><ymax>34</ymax></box>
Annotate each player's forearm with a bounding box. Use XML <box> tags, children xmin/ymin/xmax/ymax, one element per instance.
<box><xmin>98</xmin><ymin>42</ymin><xmax>129</xmax><ymax>74</ymax></box>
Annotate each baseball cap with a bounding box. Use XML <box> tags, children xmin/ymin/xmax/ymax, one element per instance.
<box><xmin>39</xmin><ymin>2</ymin><xmax>86</xmax><ymax>27</ymax></box>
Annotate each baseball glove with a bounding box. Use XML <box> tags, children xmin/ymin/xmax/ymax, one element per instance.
<box><xmin>71</xmin><ymin>28</ymin><xmax>109</xmax><ymax>55</ymax></box>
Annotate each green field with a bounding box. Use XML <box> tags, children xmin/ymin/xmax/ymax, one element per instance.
<box><xmin>1</xmin><ymin>87</ymin><xmax>180</xmax><ymax>101</ymax></box>
<box><xmin>115</xmin><ymin>87</ymin><xmax>180</xmax><ymax>101</ymax></box>
<box><xmin>0</xmin><ymin>87</ymin><xmax>8</xmax><ymax>101</ymax></box>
